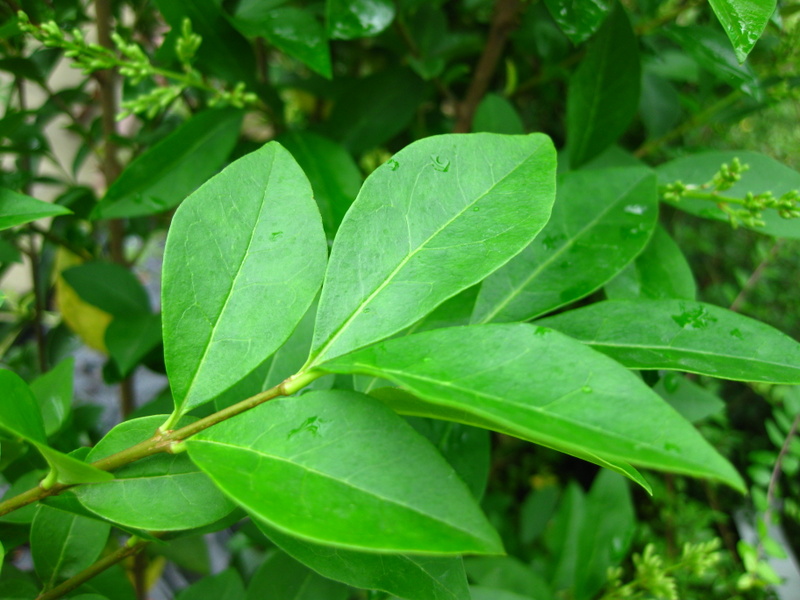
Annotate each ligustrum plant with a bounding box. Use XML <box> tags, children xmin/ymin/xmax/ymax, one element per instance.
<box><xmin>2</xmin><ymin>0</ymin><xmax>800</xmax><ymax>599</ymax></box>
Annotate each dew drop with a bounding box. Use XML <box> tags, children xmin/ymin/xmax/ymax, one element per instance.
<box><xmin>623</xmin><ymin>204</ymin><xmax>647</xmax><ymax>215</ymax></box>
<box><xmin>472</xmin><ymin>206</ymin><xmax>481</xmax><ymax>212</ymax></box>
<box><xmin>362</xmin><ymin>307</ymin><xmax>372</xmax><ymax>314</ymax></box>
<box><xmin>730</xmin><ymin>328</ymin><xmax>744</xmax><ymax>340</ymax></box>
<box><xmin>671</xmin><ymin>305</ymin><xmax>717</xmax><ymax>330</ymax></box>
<box><xmin>430</xmin><ymin>155</ymin><xmax>450</xmax><ymax>172</ymax></box>
<box><xmin>387</xmin><ymin>158</ymin><xmax>399</xmax><ymax>171</ymax></box>
<box><xmin>270</xmin><ymin>231</ymin><xmax>284</xmax><ymax>241</ymax></box>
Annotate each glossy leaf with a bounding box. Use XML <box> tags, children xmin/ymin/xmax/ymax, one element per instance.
<box><xmin>75</xmin><ymin>416</ymin><xmax>236</xmax><ymax>530</ymax></box>
<box><xmin>655</xmin><ymin>373</ymin><xmax>725</xmax><ymax>423</ymax></box>
<box><xmin>543</xmin><ymin>0</ymin><xmax>613</xmax><ymax>44</ymax></box>
<box><xmin>472</xmin><ymin>94</ymin><xmax>524</xmax><ymax>135</ymax></box>
<box><xmin>162</xmin><ymin>141</ymin><xmax>327</xmax><ymax>414</ymax></box>
<box><xmin>31</xmin><ymin>505</ymin><xmax>110</xmax><ymax>587</ymax></box>
<box><xmin>91</xmin><ymin>108</ymin><xmax>243</xmax><ymax>219</ymax></box>
<box><xmin>472</xmin><ymin>167</ymin><xmax>657</xmax><ymax>323</ymax></box>
<box><xmin>176</xmin><ymin>569</ymin><xmax>245</xmax><ymax>600</ymax></box>
<box><xmin>567</xmin><ymin>5</ymin><xmax>640</xmax><ymax>167</ymax></box>
<box><xmin>604</xmin><ymin>225</ymin><xmax>696</xmax><ymax>300</ymax></box>
<box><xmin>246</xmin><ymin>550</ymin><xmax>349</xmax><ymax>600</ymax></box>
<box><xmin>708</xmin><ymin>0</ymin><xmax>775</xmax><ymax>62</ymax></box>
<box><xmin>187</xmin><ymin>390</ymin><xmax>503</xmax><ymax>554</ymax></box>
<box><xmin>278</xmin><ymin>131</ymin><xmax>362</xmax><ymax>235</ymax></box>
<box><xmin>0</xmin><ymin>187</ymin><xmax>71</xmax><ymax>230</ymax></box>
<box><xmin>232</xmin><ymin>6</ymin><xmax>331</xmax><ymax>78</ymax></box>
<box><xmin>309</xmin><ymin>132</ymin><xmax>557</xmax><ymax>365</ymax></box>
<box><xmin>255</xmin><ymin>519</ymin><xmax>471</xmax><ymax>600</ymax></box>
<box><xmin>466</xmin><ymin>556</ymin><xmax>554</xmax><ymax>599</ymax></box>
<box><xmin>658</xmin><ymin>151</ymin><xmax>800</xmax><ymax>239</ymax></box>
<box><xmin>327</xmin><ymin>0</ymin><xmax>395</xmax><ymax>40</ymax></box>
<box><xmin>317</xmin><ymin>325</ymin><xmax>744</xmax><ymax>491</ymax></box>
<box><xmin>105</xmin><ymin>313</ymin><xmax>162</xmax><ymax>377</ymax></box>
<box><xmin>30</xmin><ymin>357</ymin><xmax>74</xmax><ymax>436</ymax></box>
<box><xmin>537</xmin><ymin>300</ymin><xmax>800</xmax><ymax>383</ymax></box>
<box><xmin>62</xmin><ymin>262</ymin><xmax>150</xmax><ymax>317</ymax></box>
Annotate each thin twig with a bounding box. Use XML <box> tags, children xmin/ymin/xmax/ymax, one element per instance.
<box><xmin>759</xmin><ymin>413</ymin><xmax>800</xmax><ymax>555</ymax></box>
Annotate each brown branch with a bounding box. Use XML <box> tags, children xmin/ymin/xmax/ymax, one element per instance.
<box><xmin>454</xmin><ymin>0</ymin><xmax>523</xmax><ymax>133</ymax></box>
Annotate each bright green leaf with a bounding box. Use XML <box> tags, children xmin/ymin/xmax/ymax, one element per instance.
<box><xmin>472</xmin><ymin>167</ymin><xmax>657</xmax><ymax>323</ymax></box>
<box><xmin>62</xmin><ymin>262</ymin><xmax>150</xmax><ymax>317</ymax></box>
<box><xmin>0</xmin><ymin>368</ymin><xmax>48</xmax><ymax>444</ymax></box>
<box><xmin>187</xmin><ymin>390</ymin><xmax>503</xmax><ymax>554</ymax></box>
<box><xmin>327</xmin><ymin>0</ymin><xmax>395</xmax><ymax>40</ymax></box>
<box><xmin>708</xmin><ymin>0</ymin><xmax>775</xmax><ymax>63</ymax></box>
<box><xmin>317</xmin><ymin>325</ymin><xmax>744</xmax><ymax>491</ymax></box>
<box><xmin>162</xmin><ymin>141</ymin><xmax>327</xmax><ymax>414</ymax></box>
<box><xmin>543</xmin><ymin>0</ymin><xmax>613</xmax><ymax>44</ymax></box>
<box><xmin>309</xmin><ymin>132</ymin><xmax>556</xmax><ymax>366</ymax></box>
<box><xmin>74</xmin><ymin>415</ymin><xmax>236</xmax><ymax>530</ymax></box>
<box><xmin>567</xmin><ymin>5</ymin><xmax>640</xmax><ymax>167</ymax></box>
<box><xmin>255</xmin><ymin>519</ymin><xmax>471</xmax><ymax>600</ymax></box>
<box><xmin>91</xmin><ymin>108</ymin><xmax>243</xmax><ymax>219</ymax></box>
<box><xmin>30</xmin><ymin>357</ymin><xmax>74</xmax><ymax>436</ymax></box>
<box><xmin>0</xmin><ymin>188</ymin><xmax>71</xmax><ymax>230</ymax></box>
<box><xmin>537</xmin><ymin>299</ymin><xmax>800</xmax><ymax>383</ymax></box>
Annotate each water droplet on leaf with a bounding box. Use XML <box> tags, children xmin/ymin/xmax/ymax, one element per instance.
<box><xmin>270</xmin><ymin>231</ymin><xmax>284</xmax><ymax>241</ymax></box>
<box><xmin>387</xmin><ymin>159</ymin><xmax>399</xmax><ymax>171</ymax></box>
<box><xmin>671</xmin><ymin>305</ymin><xmax>717</xmax><ymax>330</ymax></box>
<box><xmin>430</xmin><ymin>155</ymin><xmax>450</xmax><ymax>172</ymax></box>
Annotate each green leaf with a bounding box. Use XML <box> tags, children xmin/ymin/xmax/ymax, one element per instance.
<box><xmin>74</xmin><ymin>415</ymin><xmax>236</xmax><ymax>530</ymax></box>
<box><xmin>309</xmin><ymin>132</ymin><xmax>557</xmax><ymax>366</ymax></box>
<box><xmin>255</xmin><ymin>519</ymin><xmax>471</xmax><ymax>600</ymax></box>
<box><xmin>543</xmin><ymin>0</ymin><xmax>613</xmax><ymax>44</ymax></box>
<box><xmin>640</xmin><ymin>72</ymin><xmax>681</xmax><ymax>139</ymax></box>
<box><xmin>708</xmin><ymin>0</ymin><xmax>775</xmax><ymax>62</ymax></box>
<box><xmin>466</xmin><ymin>556</ymin><xmax>555</xmax><ymax>599</ymax></box>
<box><xmin>470</xmin><ymin>587</ymin><xmax>532</xmax><ymax>600</ymax></box>
<box><xmin>30</xmin><ymin>357</ymin><xmax>74</xmax><ymax>436</ymax></box>
<box><xmin>176</xmin><ymin>569</ymin><xmax>245</xmax><ymax>600</ymax></box>
<box><xmin>41</xmin><ymin>492</ymin><xmax>160</xmax><ymax>541</ymax></box>
<box><xmin>327</xmin><ymin>0</ymin><xmax>395</xmax><ymax>40</ymax></box>
<box><xmin>91</xmin><ymin>108</ymin><xmax>243</xmax><ymax>219</ymax></box>
<box><xmin>654</xmin><ymin>373</ymin><xmax>725</xmax><ymax>423</ymax></box>
<box><xmin>604</xmin><ymin>225</ymin><xmax>696</xmax><ymax>301</ymax></box>
<box><xmin>31</xmin><ymin>505</ymin><xmax>110</xmax><ymax>587</ymax></box>
<box><xmin>231</xmin><ymin>6</ymin><xmax>331</xmax><ymax>78</ymax></box>
<box><xmin>472</xmin><ymin>167</ymin><xmax>657</xmax><ymax>323</ymax></box>
<box><xmin>0</xmin><ymin>470</ymin><xmax>47</xmax><ymax>524</ymax></box>
<box><xmin>187</xmin><ymin>390</ymin><xmax>503</xmax><ymax>554</ymax></box>
<box><xmin>472</xmin><ymin>94</ymin><xmax>524</xmax><ymax>135</ymax></box>
<box><xmin>567</xmin><ymin>5</ymin><xmax>640</xmax><ymax>167</ymax></box>
<box><xmin>246</xmin><ymin>550</ymin><xmax>349</xmax><ymax>600</ymax></box>
<box><xmin>278</xmin><ymin>131</ymin><xmax>362</xmax><ymax>236</ymax></box>
<box><xmin>62</xmin><ymin>262</ymin><xmax>150</xmax><ymax>317</ymax></box>
<box><xmin>317</xmin><ymin>325</ymin><xmax>744</xmax><ymax>491</ymax></box>
<box><xmin>105</xmin><ymin>313</ymin><xmax>162</xmax><ymax>377</ymax></box>
<box><xmin>657</xmin><ymin>151</ymin><xmax>800</xmax><ymax>239</ymax></box>
<box><xmin>537</xmin><ymin>300</ymin><xmax>800</xmax><ymax>384</ymax></box>
<box><xmin>162</xmin><ymin>141</ymin><xmax>327</xmax><ymax>414</ymax></box>
<box><xmin>0</xmin><ymin>188</ymin><xmax>71</xmax><ymax>230</ymax></box>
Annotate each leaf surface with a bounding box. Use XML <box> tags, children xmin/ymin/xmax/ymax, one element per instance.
<box><xmin>62</xmin><ymin>262</ymin><xmax>150</xmax><ymax>317</ymax></box>
<box><xmin>105</xmin><ymin>313</ymin><xmax>162</xmax><ymax>377</ymax></box>
<box><xmin>472</xmin><ymin>167</ymin><xmax>657</xmax><ymax>323</ymax></box>
<box><xmin>317</xmin><ymin>325</ymin><xmax>744</xmax><ymax>491</ymax></box>
<box><xmin>310</xmin><ymin>133</ymin><xmax>556</xmax><ymax>365</ymax></box>
<box><xmin>246</xmin><ymin>550</ymin><xmax>349</xmax><ymax>600</ymax></box>
<box><xmin>0</xmin><ymin>187</ymin><xmax>71</xmax><ymax>230</ymax></box>
<box><xmin>537</xmin><ymin>300</ymin><xmax>800</xmax><ymax>383</ymax></box>
<box><xmin>30</xmin><ymin>357</ymin><xmax>74</xmax><ymax>436</ymax></box>
<box><xmin>708</xmin><ymin>0</ymin><xmax>775</xmax><ymax>62</ymax></box>
<box><xmin>327</xmin><ymin>0</ymin><xmax>395</xmax><ymax>39</ymax></box>
<box><xmin>162</xmin><ymin>141</ymin><xmax>327</xmax><ymax>413</ymax></box>
<box><xmin>187</xmin><ymin>390</ymin><xmax>503</xmax><ymax>554</ymax></box>
<box><xmin>543</xmin><ymin>0</ymin><xmax>613</xmax><ymax>44</ymax></box>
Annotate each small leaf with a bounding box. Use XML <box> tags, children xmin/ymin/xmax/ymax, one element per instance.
<box><xmin>472</xmin><ymin>167</ymin><xmax>657</xmax><ymax>323</ymax></box>
<box><xmin>567</xmin><ymin>5</ymin><xmax>640</xmax><ymax>167</ymax></box>
<box><xmin>654</xmin><ymin>374</ymin><xmax>725</xmax><ymax>423</ymax></box>
<box><xmin>30</xmin><ymin>357</ymin><xmax>74</xmax><ymax>436</ymax></box>
<box><xmin>537</xmin><ymin>300</ymin><xmax>800</xmax><ymax>383</ymax></box>
<box><xmin>543</xmin><ymin>0</ymin><xmax>613</xmax><ymax>44</ymax></box>
<box><xmin>62</xmin><ymin>262</ymin><xmax>150</xmax><ymax>317</ymax></box>
<box><xmin>317</xmin><ymin>325</ymin><xmax>744</xmax><ymax>491</ymax></box>
<box><xmin>175</xmin><ymin>569</ymin><xmax>245</xmax><ymax>600</ymax></box>
<box><xmin>105</xmin><ymin>313</ymin><xmax>162</xmax><ymax>377</ymax></box>
<box><xmin>187</xmin><ymin>390</ymin><xmax>503</xmax><ymax>554</ymax></box>
<box><xmin>92</xmin><ymin>108</ymin><xmax>243</xmax><ymax>219</ymax></box>
<box><xmin>162</xmin><ymin>141</ymin><xmax>327</xmax><ymax>414</ymax></box>
<box><xmin>472</xmin><ymin>94</ymin><xmax>524</xmax><ymax>135</ymax></box>
<box><xmin>309</xmin><ymin>132</ymin><xmax>556</xmax><ymax>366</ymax></box>
<box><xmin>255</xmin><ymin>519</ymin><xmax>471</xmax><ymax>600</ymax></box>
<box><xmin>708</xmin><ymin>0</ymin><xmax>775</xmax><ymax>63</ymax></box>
<box><xmin>0</xmin><ymin>187</ymin><xmax>71</xmax><ymax>230</ymax></box>
<box><xmin>75</xmin><ymin>415</ymin><xmax>236</xmax><ymax>530</ymax></box>
<box><xmin>327</xmin><ymin>0</ymin><xmax>395</xmax><ymax>40</ymax></box>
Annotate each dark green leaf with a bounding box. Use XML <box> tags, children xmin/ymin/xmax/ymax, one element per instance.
<box><xmin>708</xmin><ymin>0</ymin><xmax>775</xmax><ymax>62</ymax></box>
<box><xmin>537</xmin><ymin>299</ymin><xmax>800</xmax><ymax>383</ymax></box>
<box><xmin>246</xmin><ymin>550</ymin><xmax>349</xmax><ymax>600</ymax></box>
<box><xmin>309</xmin><ymin>132</ymin><xmax>557</xmax><ymax>366</ymax></box>
<box><xmin>75</xmin><ymin>415</ymin><xmax>236</xmax><ymax>530</ymax></box>
<box><xmin>255</xmin><ymin>519</ymin><xmax>471</xmax><ymax>600</ymax></box>
<box><xmin>62</xmin><ymin>262</ymin><xmax>150</xmax><ymax>317</ymax></box>
<box><xmin>472</xmin><ymin>94</ymin><xmax>524</xmax><ymax>135</ymax></box>
<box><xmin>654</xmin><ymin>373</ymin><xmax>726</xmax><ymax>423</ymax></box>
<box><xmin>176</xmin><ymin>569</ymin><xmax>245</xmax><ymax>600</ymax></box>
<box><xmin>162</xmin><ymin>141</ymin><xmax>327</xmax><ymax>414</ymax></box>
<box><xmin>187</xmin><ymin>390</ymin><xmax>503</xmax><ymax>554</ymax></box>
<box><xmin>278</xmin><ymin>131</ymin><xmax>361</xmax><ymax>236</ymax></box>
<box><xmin>327</xmin><ymin>0</ymin><xmax>395</xmax><ymax>39</ymax></box>
<box><xmin>470</xmin><ymin>587</ymin><xmax>532</xmax><ymax>600</ymax></box>
<box><xmin>567</xmin><ymin>5</ymin><xmax>640</xmax><ymax>167</ymax></box>
<box><xmin>604</xmin><ymin>225</ymin><xmax>696</xmax><ymax>300</ymax></box>
<box><xmin>473</xmin><ymin>167</ymin><xmax>657</xmax><ymax>323</ymax></box>
<box><xmin>30</xmin><ymin>357</ymin><xmax>73</xmax><ymax>436</ymax></box>
<box><xmin>657</xmin><ymin>151</ymin><xmax>800</xmax><ymax>239</ymax></box>
<box><xmin>31</xmin><ymin>505</ymin><xmax>110</xmax><ymax>587</ymax></box>
<box><xmin>91</xmin><ymin>109</ymin><xmax>243</xmax><ymax>219</ymax></box>
<box><xmin>317</xmin><ymin>325</ymin><xmax>744</xmax><ymax>490</ymax></box>
<box><xmin>232</xmin><ymin>6</ymin><xmax>331</xmax><ymax>78</ymax></box>
<box><xmin>543</xmin><ymin>0</ymin><xmax>613</xmax><ymax>44</ymax></box>
<box><xmin>466</xmin><ymin>556</ymin><xmax>555</xmax><ymax>599</ymax></box>
<box><xmin>640</xmin><ymin>72</ymin><xmax>681</xmax><ymax>139</ymax></box>
<box><xmin>0</xmin><ymin>188</ymin><xmax>71</xmax><ymax>230</ymax></box>
<box><xmin>105</xmin><ymin>313</ymin><xmax>162</xmax><ymax>377</ymax></box>
<box><xmin>0</xmin><ymin>368</ymin><xmax>48</xmax><ymax>444</ymax></box>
